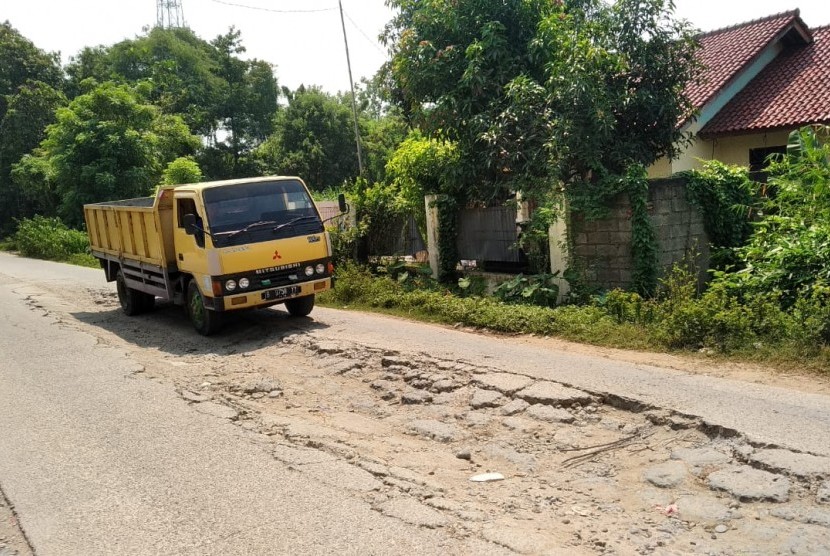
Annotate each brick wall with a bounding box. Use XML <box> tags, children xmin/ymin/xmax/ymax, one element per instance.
<box><xmin>571</xmin><ymin>177</ymin><xmax>709</xmax><ymax>291</ymax></box>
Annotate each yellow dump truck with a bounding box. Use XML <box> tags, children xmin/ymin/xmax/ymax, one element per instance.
<box><xmin>84</xmin><ymin>176</ymin><xmax>345</xmax><ymax>335</ymax></box>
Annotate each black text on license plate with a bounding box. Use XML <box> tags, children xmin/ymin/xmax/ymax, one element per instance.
<box><xmin>261</xmin><ymin>285</ymin><xmax>301</xmax><ymax>301</ymax></box>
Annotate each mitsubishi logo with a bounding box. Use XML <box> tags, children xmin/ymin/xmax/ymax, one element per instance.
<box><xmin>272</xmin><ymin>250</ymin><xmax>282</xmax><ymax>260</ymax></box>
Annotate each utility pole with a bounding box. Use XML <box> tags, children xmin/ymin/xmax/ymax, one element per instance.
<box><xmin>338</xmin><ymin>0</ymin><xmax>364</xmax><ymax>178</ymax></box>
<box><xmin>156</xmin><ymin>0</ymin><xmax>185</xmax><ymax>29</ymax></box>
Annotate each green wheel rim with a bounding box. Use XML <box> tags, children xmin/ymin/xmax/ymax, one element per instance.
<box><xmin>190</xmin><ymin>289</ymin><xmax>205</xmax><ymax>328</ymax></box>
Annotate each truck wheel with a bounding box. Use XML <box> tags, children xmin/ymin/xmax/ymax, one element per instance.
<box><xmin>285</xmin><ymin>294</ymin><xmax>315</xmax><ymax>317</ymax></box>
<box><xmin>140</xmin><ymin>292</ymin><xmax>156</xmax><ymax>313</ymax></box>
<box><xmin>187</xmin><ymin>281</ymin><xmax>222</xmax><ymax>336</ymax></box>
<box><xmin>116</xmin><ymin>270</ymin><xmax>142</xmax><ymax>316</ymax></box>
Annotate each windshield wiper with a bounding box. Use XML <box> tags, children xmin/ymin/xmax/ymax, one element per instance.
<box><xmin>224</xmin><ymin>220</ymin><xmax>280</xmax><ymax>240</ymax></box>
<box><xmin>272</xmin><ymin>215</ymin><xmax>320</xmax><ymax>232</ymax></box>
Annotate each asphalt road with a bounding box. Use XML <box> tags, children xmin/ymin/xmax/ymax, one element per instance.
<box><xmin>0</xmin><ymin>254</ymin><xmax>486</xmax><ymax>555</ymax></box>
<box><xmin>2</xmin><ymin>252</ymin><xmax>830</xmax><ymax>554</ymax></box>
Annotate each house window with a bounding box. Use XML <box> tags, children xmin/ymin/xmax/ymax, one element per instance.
<box><xmin>749</xmin><ymin>145</ymin><xmax>786</xmax><ymax>182</ymax></box>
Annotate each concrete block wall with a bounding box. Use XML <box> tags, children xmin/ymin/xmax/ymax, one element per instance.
<box><xmin>570</xmin><ymin>177</ymin><xmax>709</xmax><ymax>291</ymax></box>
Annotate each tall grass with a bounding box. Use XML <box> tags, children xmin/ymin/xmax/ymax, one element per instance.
<box><xmin>320</xmin><ymin>263</ymin><xmax>830</xmax><ymax>372</ymax></box>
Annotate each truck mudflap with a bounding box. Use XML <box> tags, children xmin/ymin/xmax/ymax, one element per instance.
<box><xmin>207</xmin><ymin>277</ymin><xmax>332</xmax><ymax>312</ymax></box>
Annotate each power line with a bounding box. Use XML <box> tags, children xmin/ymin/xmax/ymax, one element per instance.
<box><xmin>208</xmin><ymin>0</ymin><xmax>336</xmax><ymax>14</ymax></box>
<box><xmin>343</xmin><ymin>10</ymin><xmax>385</xmax><ymax>55</ymax></box>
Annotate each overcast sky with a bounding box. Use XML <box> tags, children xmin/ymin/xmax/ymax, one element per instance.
<box><xmin>3</xmin><ymin>0</ymin><xmax>829</xmax><ymax>94</ymax></box>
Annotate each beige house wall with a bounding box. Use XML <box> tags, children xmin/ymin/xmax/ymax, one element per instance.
<box><xmin>648</xmin><ymin>129</ymin><xmax>793</xmax><ymax>178</ymax></box>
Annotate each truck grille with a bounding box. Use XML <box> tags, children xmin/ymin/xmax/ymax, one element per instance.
<box><xmin>218</xmin><ymin>258</ymin><xmax>330</xmax><ymax>295</ymax></box>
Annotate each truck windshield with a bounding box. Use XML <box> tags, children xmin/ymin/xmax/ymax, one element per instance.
<box><xmin>204</xmin><ymin>179</ymin><xmax>323</xmax><ymax>246</ymax></box>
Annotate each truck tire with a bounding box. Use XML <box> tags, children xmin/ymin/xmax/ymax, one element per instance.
<box><xmin>140</xmin><ymin>293</ymin><xmax>156</xmax><ymax>313</ymax></box>
<box><xmin>187</xmin><ymin>281</ymin><xmax>222</xmax><ymax>336</ymax></box>
<box><xmin>116</xmin><ymin>270</ymin><xmax>143</xmax><ymax>316</ymax></box>
<box><xmin>285</xmin><ymin>294</ymin><xmax>315</xmax><ymax>317</ymax></box>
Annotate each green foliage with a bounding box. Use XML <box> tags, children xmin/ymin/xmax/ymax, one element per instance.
<box><xmin>625</xmin><ymin>165</ymin><xmax>658</xmax><ymax>297</ymax></box>
<box><xmin>12</xmin><ymin>216</ymin><xmax>89</xmax><ymax>261</ymax></box>
<box><xmin>433</xmin><ymin>194</ymin><xmax>459</xmax><ymax>283</ymax></box>
<box><xmin>258</xmin><ymin>86</ymin><xmax>358</xmax><ymax>190</ymax></box>
<box><xmin>162</xmin><ymin>156</ymin><xmax>203</xmax><ymax>185</ymax></box>
<box><xmin>684</xmin><ymin>160</ymin><xmax>755</xmax><ymax>268</ymax></box>
<box><xmin>322</xmin><ymin>263</ymin><xmax>649</xmax><ymax>347</ymax></box>
<box><xmin>353</xmin><ymin>74</ymin><xmax>412</xmax><ymax>184</ymax></box>
<box><xmin>457</xmin><ymin>275</ymin><xmax>488</xmax><ymax>297</ymax></box>
<box><xmin>322</xmin><ymin>258</ymin><xmax>830</xmax><ymax>366</ymax></box>
<box><xmin>385</xmin><ymin>131</ymin><xmax>460</xmax><ymax>234</ymax></box>
<box><xmin>0</xmin><ymin>80</ymin><xmax>67</xmax><ymax>232</ymax></box>
<box><xmin>598</xmin><ymin>290</ymin><xmax>654</xmax><ymax>326</ymax></box>
<box><xmin>327</xmin><ymin>213</ymin><xmax>366</xmax><ymax>266</ymax></box>
<box><xmin>0</xmin><ymin>22</ymin><xmax>66</xmax><ymax>233</ymax></box>
<box><xmin>376</xmin><ymin>259</ymin><xmax>435</xmax><ymax>290</ymax></box>
<box><xmin>385</xmin><ymin>0</ymin><xmax>698</xmax><ymax>203</ymax></box>
<box><xmin>0</xmin><ymin>22</ymin><xmax>63</xmax><ymax>116</ymax></box>
<box><xmin>714</xmin><ymin>126</ymin><xmax>830</xmax><ymax>307</ymax></box>
<box><xmin>12</xmin><ymin>82</ymin><xmax>199</xmax><ymax>227</ymax></box>
<box><xmin>493</xmin><ymin>274</ymin><xmax>560</xmax><ymax>308</ymax></box>
<box><xmin>66</xmin><ymin>26</ymin><xmax>277</xmax><ymax>178</ymax></box>
<box><xmin>383</xmin><ymin>0</ymin><xmax>553</xmax><ymax>198</ymax></box>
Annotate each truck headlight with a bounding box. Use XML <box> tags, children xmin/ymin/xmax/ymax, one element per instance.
<box><xmin>225</xmin><ymin>279</ymin><xmax>237</xmax><ymax>292</ymax></box>
<box><xmin>238</xmin><ymin>277</ymin><xmax>250</xmax><ymax>289</ymax></box>
<box><xmin>316</xmin><ymin>263</ymin><xmax>326</xmax><ymax>274</ymax></box>
<box><xmin>305</xmin><ymin>266</ymin><xmax>314</xmax><ymax>277</ymax></box>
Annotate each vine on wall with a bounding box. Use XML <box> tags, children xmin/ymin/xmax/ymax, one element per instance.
<box><xmin>624</xmin><ymin>166</ymin><xmax>658</xmax><ymax>297</ymax></box>
<box><xmin>682</xmin><ymin>160</ymin><xmax>755</xmax><ymax>269</ymax></box>
<box><xmin>433</xmin><ymin>194</ymin><xmax>459</xmax><ymax>282</ymax></box>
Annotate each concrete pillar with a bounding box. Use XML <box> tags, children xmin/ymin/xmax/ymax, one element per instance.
<box><xmin>549</xmin><ymin>207</ymin><xmax>571</xmax><ymax>303</ymax></box>
<box><xmin>424</xmin><ymin>194</ymin><xmax>440</xmax><ymax>280</ymax></box>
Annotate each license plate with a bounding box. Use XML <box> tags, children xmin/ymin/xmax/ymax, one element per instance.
<box><xmin>261</xmin><ymin>286</ymin><xmax>301</xmax><ymax>301</ymax></box>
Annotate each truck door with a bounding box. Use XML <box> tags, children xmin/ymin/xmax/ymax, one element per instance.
<box><xmin>173</xmin><ymin>194</ymin><xmax>211</xmax><ymax>281</ymax></box>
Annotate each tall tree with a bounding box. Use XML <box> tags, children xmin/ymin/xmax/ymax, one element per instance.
<box><xmin>356</xmin><ymin>76</ymin><xmax>409</xmax><ymax>184</ymax></box>
<box><xmin>66</xmin><ymin>28</ymin><xmax>225</xmax><ymax>137</ymax></box>
<box><xmin>0</xmin><ymin>22</ymin><xmax>64</xmax><ymax>233</ymax></box>
<box><xmin>209</xmin><ymin>28</ymin><xmax>278</xmax><ymax>177</ymax></box>
<box><xmin>0</xmin><ymin>21</ymin><xmax>63</xmax><ymax>118</ymax></box>
<box><xmin>12</xmin><ymin>82</ymin><xmax>199</xmax><ymax>226</ymax></box>
<box><xmin>257</xmin><ymin>86</ymin><xmax>359</xmax><ymax>191</ymax></box>
<box><xmin>382</xmin><ymin>0</ymin><xmax>698</xmax><ymax>200</ymax></box>
<box><xmin>0</xmin><ymin>80</ymin><xmax>67</xmax><ymax>231</ymax></box>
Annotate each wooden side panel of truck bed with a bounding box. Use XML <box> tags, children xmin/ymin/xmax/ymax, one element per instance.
<box><xmin>84</xmin><ymin>196</ymin><xmax>169</xmax><ymax>269</ymax></box>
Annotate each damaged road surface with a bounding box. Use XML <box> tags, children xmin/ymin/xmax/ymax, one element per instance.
<box><xmin>2</xmin><ymin>254</ymin><xmax>830</xmax><ymax>555</ymax></box>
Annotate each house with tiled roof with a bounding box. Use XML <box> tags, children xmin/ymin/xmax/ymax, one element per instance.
<box><xmin>649</xmin><ymin>9</ymin><xmax>830</xmax><ymax>179</ymax></box>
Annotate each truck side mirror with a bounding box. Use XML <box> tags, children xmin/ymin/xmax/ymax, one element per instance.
<box><xmin>183</xmin><ymin>213</ymin><xmax>197</xmax><ymax>235</ymax></box>
<box><xmin>337</xmin><ymin>193</ymin><xmax>348</xmax><ymax>214</ymax></box>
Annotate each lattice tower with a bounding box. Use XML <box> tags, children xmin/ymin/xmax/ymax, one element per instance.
<box><xmin>156</xmin><ymin>0</ymin><xmax>185</xmax><ymax>29</ymax></box>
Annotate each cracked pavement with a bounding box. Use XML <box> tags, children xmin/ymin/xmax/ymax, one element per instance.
<box><xmin>2</xmin><ymin>252</ymin><xmax>830</xmax><ymax>554</ymax></box>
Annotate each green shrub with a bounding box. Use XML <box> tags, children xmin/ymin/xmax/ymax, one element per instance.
<box><xmin>598</xmin><ymin>289</ymin><xmax>655</xmax><ymax>325</ymax></box>
<box><xmin>457</xmin><ymin>275</ymin><xmax>488</xmax><ymax>297</ymax></box>
<box><xmin>493</xmin><ymin>274</ymin><xmax>560</xmax><ymax>308</ymax></box>
<box><xmin>12</xmin><ymin>216</ymin><xmax>90</xmax><ymax>261</ymax></box>
<box><xmin>789</xmin><ymin>285</ymin><xmax>830</xmax><ymax>351</ymax></box>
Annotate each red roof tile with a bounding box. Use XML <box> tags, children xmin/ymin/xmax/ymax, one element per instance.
<box><xmin>701</xmin><ymin>25</ymin><xmax>830</xmax><ymax>136</ymax></box>
<box><xmin>684</xmin><ymin>10</ymin><xmax>804</xmax><ymax>114</ymax></box>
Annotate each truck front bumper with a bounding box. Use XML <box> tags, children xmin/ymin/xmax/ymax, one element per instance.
<box><xmin>212</xmin><ymin>277</ymin><xmax>332</xmax><ymax>311</ymax></box>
